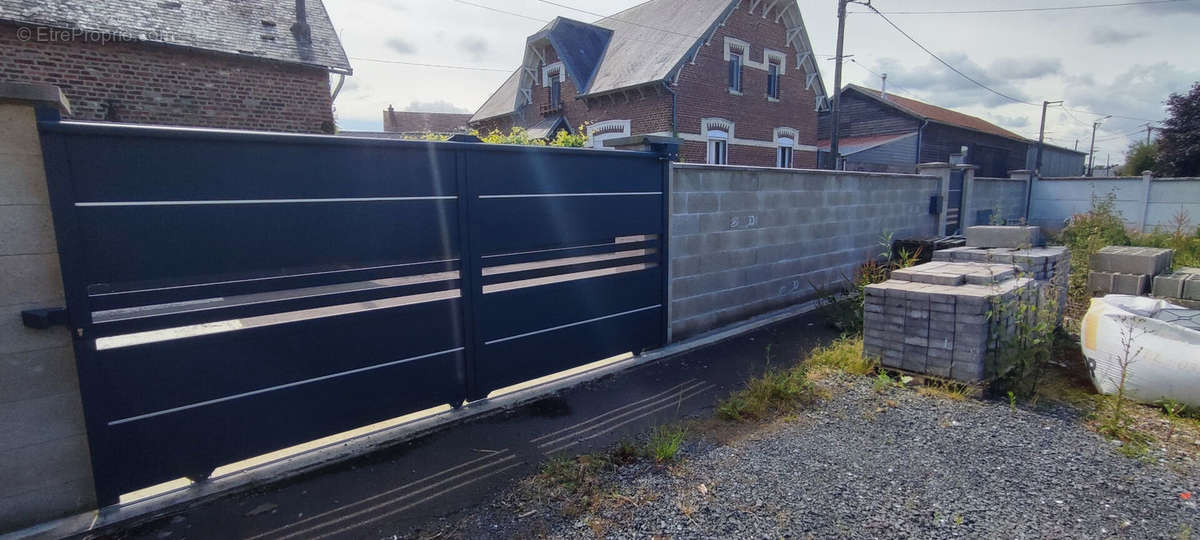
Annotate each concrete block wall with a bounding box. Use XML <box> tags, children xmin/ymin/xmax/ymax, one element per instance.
<box><xmin>1029</xmin><ymin>175</ymin><xmax>1200</xmax><ymax>233</ymax></box>
<box><xmin>669</xmin><ymin>163</ymin><xmax>940</xmax><ymax>340</ymax></box>
<box><xmin>0</xmin><ymin>88</ymin><xmax>95</xmax><ymax>532</ymax></box>
<box><xmin>969</xmin><ymin>177</ymin><xmax>1028</xmax><ymax>225</ymax></box>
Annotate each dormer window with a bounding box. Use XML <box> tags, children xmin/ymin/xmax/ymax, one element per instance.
<box><xmin>550</xmin><ymin>73</ymin><xmax>562</xmax><ymax>108</ymax></box>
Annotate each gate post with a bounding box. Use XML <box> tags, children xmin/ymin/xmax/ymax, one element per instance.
<box><xmin>916</xmin><ymin>162</ymin><xmax>953</xmax><ymax>236</ymax></box>
<box><xmin>0</xmin><ymin>83</ymin><xmax>96</xmax><ymax>532</ymax></box>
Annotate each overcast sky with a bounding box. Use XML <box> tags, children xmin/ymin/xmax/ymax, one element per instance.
<box><xmin>323</xmin><ymin>0</ymin><xmax>1200</xmax><ymax>163</ymax></box>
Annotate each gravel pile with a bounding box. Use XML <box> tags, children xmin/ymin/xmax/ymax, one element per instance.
<box><xmin>435</xmin><ymin>376</ymin><xmax>1200</xmax><ymax>539</ymax></box>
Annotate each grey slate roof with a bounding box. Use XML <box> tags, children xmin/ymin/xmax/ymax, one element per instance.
<box><xmin>471</xmin><ymin>0</ymin><xmax>733</xmax><ymax>123</ymax></box>
<box><xmin>0</xmin><ymin>0</ymin><xmax>351</xmax><ymax>73</ymax></box>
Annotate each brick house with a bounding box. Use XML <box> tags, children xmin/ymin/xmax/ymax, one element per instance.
<box><xmin>817</xmin><ymin>84</ymin><xmax>1086</xmax><ymax>176</ymax></box>
<box><xmin>470</xmin><ymin>0</ymin><xmax>828</xmax><ymax>168</ymax></box>
<box><xmin>382</xmin><ymin>106</ymin><xmax>472</xmax><ymax>136</ymax></box>
<box><xmin>0</xmin><ymin>0</ymin><xmax>351</xmax><ymax>133</ymax></box>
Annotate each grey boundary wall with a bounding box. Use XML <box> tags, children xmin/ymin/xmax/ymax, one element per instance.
<box><xmin>669</xmin><ymin>164</ymin><xmax>939</xmax><ymax>340</ymax></box>
<box><xmin>970</xmin><ymin>177</ymin><xmax>1028</xmax><ymax>225</ymax></box>
<box><xmin>1030</xmin><ymin>174</ymin><xmax>1200</xmax><ymax>233</ymax></box>
<box><xmin>0</xmin><ymin>84</ymin><xmax>96</xmax><ymax>531</ymax></box>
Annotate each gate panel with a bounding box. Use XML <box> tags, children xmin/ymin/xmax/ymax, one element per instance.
<box><xmin>465</xmin><ymin>146</ymin><xmax>667</xmax><ymax>398</ymax></box>
<box><xmin>39</xmin><ymin>123</ymin><xmax>470</xmax><ymax>504</ymax></box>
<box><xmin>946</xmin><ymin>169</ymin><xmax>965</xmax><ymax>235</ymax></box>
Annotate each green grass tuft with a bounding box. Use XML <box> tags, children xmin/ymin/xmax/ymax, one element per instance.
<box><xmin>647</xmin><ymin>425</ymin><xmax>687</xmax><ymax>463</ymax></box>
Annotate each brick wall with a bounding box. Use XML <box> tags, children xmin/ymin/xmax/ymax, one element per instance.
<box><xmin>474</xmin><ymin>3</ymin><xmax>821</xmax><ymax>168</ymax></box>
<box><xmin>0</xmin><ymin>22</ymin><xmax>334</xmax><ymax>133</ymax></box>
<box><xmin>674</xmin><ymin>5</ymin><xmax>819</xmax><ymax>167</ymax></box>
<box><xmin>669</xmin><ymin>163</ymin><xmax>940</xmax><ymax>340</ymax></box>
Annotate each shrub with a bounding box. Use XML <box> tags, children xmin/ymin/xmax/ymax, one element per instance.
<box><xmin>1059</xmin><ymin>192</ymin><xmax>1130</xmax><ymax>317</ymax></box>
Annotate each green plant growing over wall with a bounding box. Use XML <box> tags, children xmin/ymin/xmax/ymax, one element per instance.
<box><xmin>1129</xmin><ymin>208</ymin><xmax>1200</xmax><ymax>269</ymax></box>
<box><xmin>475</xmin><ymin>125</ymin><xmax>589</xmax><ymax>147</ymax></box>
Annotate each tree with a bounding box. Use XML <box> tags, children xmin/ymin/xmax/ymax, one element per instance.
<box><xmin>1156</xmin><ymin>81</ymin><xmax>1200</xmax><ymax>177</ymax></box>
<box><xmin>1120</xmin><ymin>141</ymin><xmax>1157</xmax><ymax>176</ymax></box>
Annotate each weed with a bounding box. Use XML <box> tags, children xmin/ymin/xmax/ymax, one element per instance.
<box><xmin>872</xmin><ymin>371</ymin><xmax>893</xmax><ymax>393</ymax></box>
<box><xmin>953</xmin><ymin>513</ymin><xmax>965</xmax><ymax>526</ymax></box>
<box><xmin>718</xmin><ymin>365</ymin><xmax>814</xmax><ymax>422</ymax></box>
<box><xmin>814</xmin><ymin>232</ymin><xmax>920</xmax><ymax>334</ymax></box>
<box><xmin>1161</xmin><ymin>399</ymin><xmax>1188</xmax><ymax>449</ymax></box>
<box><xmin>1008</xmin><ymin>391</ymin><xmax>1017</xmax><ymax>412</ymax></box>
<box><xmin>1179</xmin><ymin>523</ymin><xmax>1194</xmax><ymax>540</ymax></box>
<box><xmin>612</xmin><ymin>440</ymin><xmax>641</xmax><ymax>465</ymax></box>
<box><xmin>647</xmin><ymin>425</ymin><xmax>687</xmax><ymax>463</ymax></box>
<box><xmin>806</xmin><ymin>336</ymin><xmax>877</xmax><ymax>376</ymax></box>
<box><xmin>917</xmin><ymin>381</ymin><xmax>969</xmax><ymax>401</ymax></box>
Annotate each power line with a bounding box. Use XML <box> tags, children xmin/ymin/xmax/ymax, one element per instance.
<box><xmin>450</xmin><ymin>0</ymin><xmax>548</xmax><ymax>23</ymax></box>
<box><xmin>350</xmin><ymin>57</ymin><xmax>513</xmax><ymax>72</ymax></box>
<box><xmin>848</xmin><ymin>0</ymin><xmax>1190</xmax><ymax>15</ymax></box>
<box><xmin>860</xmin><ymin>3</ymin><xmax>1038</xmax><ymax>106</ymax></box>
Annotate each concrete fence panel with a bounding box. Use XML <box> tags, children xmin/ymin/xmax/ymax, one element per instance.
<box><xmin>669</xmin><ymin>163</ymin><xmax>939</xmax><ymax>340</ymax></box>
<box><xmin>970</xmin><ymin>177</ymin><xmax>1028</xmax><ymax>225</ymax></box>
<box><xmin>1146</xmin><ymin>178</ymin><xmax>1200</xmax><ymax>233</ymax></box>
<box><xmin>0</xmin><ymin>84</ymin><xmax>95</xmax><ymax>532</ymax></box>
<box><xmin>1029</xmin><ymin>176</ymin><xmax>1145</xmax><ymax>232</ymax></box>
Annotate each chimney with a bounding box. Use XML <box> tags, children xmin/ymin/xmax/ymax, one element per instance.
<box><xmin>880</xmin><ymin>73</ymin><xmax>888</xmax><ymax>101</ymax></box>
<box><xmin>291</xmin><ymin>0</ymin><xmax>312</xmax><ymax>44</ymax></box>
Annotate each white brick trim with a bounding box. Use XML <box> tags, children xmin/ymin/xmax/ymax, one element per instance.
<box><xmin>541</xmin><ymin>62</ymin><xmax>565</xmax><ymax>86</ymax></box>
<box><xmin>722</xmin><ymin>37</ymin><xmax>787</xmax><ymax>73</ymax></box>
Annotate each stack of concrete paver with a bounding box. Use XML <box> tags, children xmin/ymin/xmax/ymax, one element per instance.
<box><xmin>1152</xmin><ymin>267</ymin><xmax>1200</xmax><ymax>301</ymax></box>
<box><xmin>863</xmin><ymin>262</ymin><xmax>1036</xmax><ymax>382</ymax></box>
<box><xmin>1088</xmin><ymin>246</ymin><xmax>1173</xmax><ymax>296</ymax></box>
<box><xmin>933</xmin><ymin>226</ymin><xmax>1070</xmax><ymax>323</ymax></box>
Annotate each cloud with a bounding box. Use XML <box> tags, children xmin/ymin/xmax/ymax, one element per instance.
<box><xmin>1088</xmin><ymin>26</ymin><xmax>1147</xmax><ymax>45</ymax></box>
<box><xmin>872</xmin><ymin>54</ymin><xmax>1040</xmax><ymax>108</ymax></box>
<box><xmin>989</xmin><ymin>58</ymin><xmax>1062</xmax><ymax>81</ymax></box>
<box><xmin>990</xmin><ymin>114</ymin><xmax>1031</xmax><ymax>129</ymax></box>
<box><xmin>403</xmin><ymin>100</ymin><xmax>471</xmax><ymax>114</ymax></box>
<box><xmin>457</xmin><ymin>37</ymin><xmax>489</xmax><ymax>62</ymax></box>
<box><xmin>385</xmin><ymin>37</ymin><xmax>417</xmax><ymax>55</ymax></box>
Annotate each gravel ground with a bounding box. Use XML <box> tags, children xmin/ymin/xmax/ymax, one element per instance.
<box><xmin>433</xmin><ymin>375</ymin><xmax>1200</xmax><ymax>539</ymax></box>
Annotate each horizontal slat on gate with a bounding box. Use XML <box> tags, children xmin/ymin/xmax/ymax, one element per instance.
<box><xmin>89</xmin><ymin>274</ymin><xmax>460</xmax><ymax>338</ymax></box>
<box><xmin>476</xmin><ymin>306</ymin><xmax>661</xmax><ymax>394</ymax></box>
<box><xmin>93</xmin><ymin>297</ymin><xmax>464</xmax><ymax>423</ymax></box>
<box><xmin>87</xmin><ymin>259</ymin><xmax>460</xmax><ymax>312</ymax></box>
<box><xmin>472</xmin><ymin>196</ymin><xmax>661</xmax><ymax>255</ymax></box>
<box><xmin>97</xmin><ymin>346</ymin><xmax>465</xmax><ymax>501</ymax></box>
<box><xmin>479</xmin><ymin>237</ymin><xmax>657</xmax><ymax>268</ymax></box>
<box><xmin>75</xmin><ymin>201</ymin><xmax>459</xmax><ymax>290</ymax></box>
<box><xmin>475</xmin><ymin>269</ymin><xmax>660</xmax><ymax>347</ymax></box>
<box><xmin>53</xmin><ymin>128</ymin><xmax>458</xmax><ymax>201</ymax></box>
<box><xmin>466</xmin><ymin>145</ymin><xmax>660</xmax><ymax>196</ymax></box>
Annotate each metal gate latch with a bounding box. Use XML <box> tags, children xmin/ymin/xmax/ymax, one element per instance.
<box><xmin>21</xmin><ymin>307</ymin><xmax>68</xmax><ymax>329</ymax></box>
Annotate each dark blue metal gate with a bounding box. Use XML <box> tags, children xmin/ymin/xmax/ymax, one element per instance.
<box><xmin>945</xmin><ymin>169</ymin><xmax>965</xmax><ymax>235</ymax></box>
<box><xmin>37</xmin><ymin>120</ymin><xmax>668</xmax><ymax>505</ymax></box>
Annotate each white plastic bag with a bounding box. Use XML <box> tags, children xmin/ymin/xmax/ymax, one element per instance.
<box><xmin>1080</xmin><ymin>295</ymin><xmax>1200</xmax><ymax>407</ymax></box>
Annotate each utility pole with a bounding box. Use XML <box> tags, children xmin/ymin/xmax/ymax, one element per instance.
<box><xmin>1087</xmin><ymin>115</ymin><xmax>1111</xmax><ymax>177</ymax></box>
<box><xmin>828</xmin><ymin>0</ymin><xmax>849</xmax><ymax>170</ymax></box>
<box><xmin>1034</xmin><ymin>100</ymin><xmax>1062</xmax><ymax>175</ymax></box>
<box><xmin>1145</xmin><ymin>123</ymin><xmax>1154</xmax><ymax>144</ymax></box>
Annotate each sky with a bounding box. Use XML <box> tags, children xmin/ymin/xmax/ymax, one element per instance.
<box><xmin>322</xmin><ymin>0</ymin><xmax>1200</xmax><ymax>164</ymax></box>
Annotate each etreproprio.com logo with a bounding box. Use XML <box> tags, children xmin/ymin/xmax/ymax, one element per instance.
<box><xmin>16</xmin><ymin>25</ymin><xmax>184</xmax><ymax>44</ymax></box>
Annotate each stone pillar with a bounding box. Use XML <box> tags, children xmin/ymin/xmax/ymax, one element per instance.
<box><xmin>1138</xmin><ymin>170</ymin><xmax>1154</xmax><ymax>233</ymax></box>
<box><xmin>917</xmin><ymin>162</ymin><xmax>953</xmax><ymax>236</ymax></box>
<box><xmin>0</xmin><ymin>83</ymin><xmax>96</xmax><ymax>532</ymax></box>
<box><xmin>1009</xmin><ymin>169</ymin><xmax>1034</xmax><ymax>225</ymax></box>
<box><xmin>957</xmin><ymin>164</ymin><xmax>978</xmax><ymax>227</ymax></box>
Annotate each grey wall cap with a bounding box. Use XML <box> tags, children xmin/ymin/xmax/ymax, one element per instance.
<box><xmin>0</xmin><ymin>82</ymin><xmax>71</xmax><ymax>114</ymax></box>
<box><xmin>602</xmin><ymin>134</ymin><xmax>684</xmax><ymax>147</ymax></box>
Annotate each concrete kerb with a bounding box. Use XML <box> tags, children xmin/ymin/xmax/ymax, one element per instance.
<box><xmin>9</xmin><ymin>298</ymin><xmax>824</xmax><ymax>540</ymax></box>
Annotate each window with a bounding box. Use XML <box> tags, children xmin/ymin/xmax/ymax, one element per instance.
<box><xmin>587</xmin><ymin>119</ymin><xmax>631</xmax><ymax>150</ymax></box>
<box><xmin>550</xmin><ymin>76</ymin><xmax>562</xmax><ymax>109</ymax></box>
<box><xmin>729</xmin><ymin>53</ymin><xmax>743</xmax><ymax>93</ymax></box>
<box><xmin>767</xmin><ymin>61</ymin><xmax>780</xmax><ymax>100</ymax></box>
<box><xmin>777</xmin><ymin>137</ymin><xmax>794</xmax><ymax>168</ymax></box>
<box><xmin>707</xmin><ymin>129</ymin><xmax>729</xmax><ymax>165</ymax></box>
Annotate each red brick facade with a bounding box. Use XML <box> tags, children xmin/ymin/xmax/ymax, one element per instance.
<box><xmin>473</xmin><ymin>4</ymin><xmax>819</xmax><ymax>168</ymax></box>
<box><xmin>0</xmin><ymin>22</ymin><xmax>335</xmax><ymax>133</ymax></box>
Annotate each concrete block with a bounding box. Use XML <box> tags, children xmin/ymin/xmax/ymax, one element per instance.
<box><xmin>1153</xmin><ymin>273</ymin><xmax>1187</xmax><ymax>298</ymax></box>
<box><xmin>965</xmin><ymin>226</ymin><xmax>1041</xmax><ymax>249</ymax></box>
<box><xmin>0</xmin><ymin>391</ymin><xmax>88</xmax><ymax>452</ymax></box>
<box><xmin>1186</xmin><ymin>277</ymin><xmax>1200</xmax><ymax>301</ymax></box>
<box><xmin>1112</xmin><ymin>273</ymin><xmax>1150</xmax><ymax>295</ymax></box>
<box><xmin>0</xmin><ymin>346</ymin><xmax>79</xmax><ymax>405</ymax></box>
<box><xmin>1090</xmin><ymin>246</ymin><xmax>1173</xmax><ymax>276</ymax></box>
<box><xmin>0</xmin><ymin>433</ymin><xmax>92</xmax><ymax>499</ymax></box>
<box><xmin>686</xmin><ymin>192</ymin><xmax>718</xmax><ymax>213</ymax></box>
<box><xmin>0</xmin><ymin>475</ymin><xmax>95</xmax><ymax>533</ymax></box>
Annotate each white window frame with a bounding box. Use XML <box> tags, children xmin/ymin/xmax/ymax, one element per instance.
<box><xmin>587</xmin><ymin>119</ymin><xmax>632</xmax><ymax>150</ymax></box>
<box><xmin>541</xmin><ymin>61</ymin><xmax>565</xmax><ymax>86</ymax></box>
<box><xmin>703</xmin><ymin>118</ymin><xmax>733</xmax><ymax>165</ymax></box>
<box><xmin>774</xmin><ymin>127</ymin><xmax>798</xmax><ymax>168</ymax></box>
